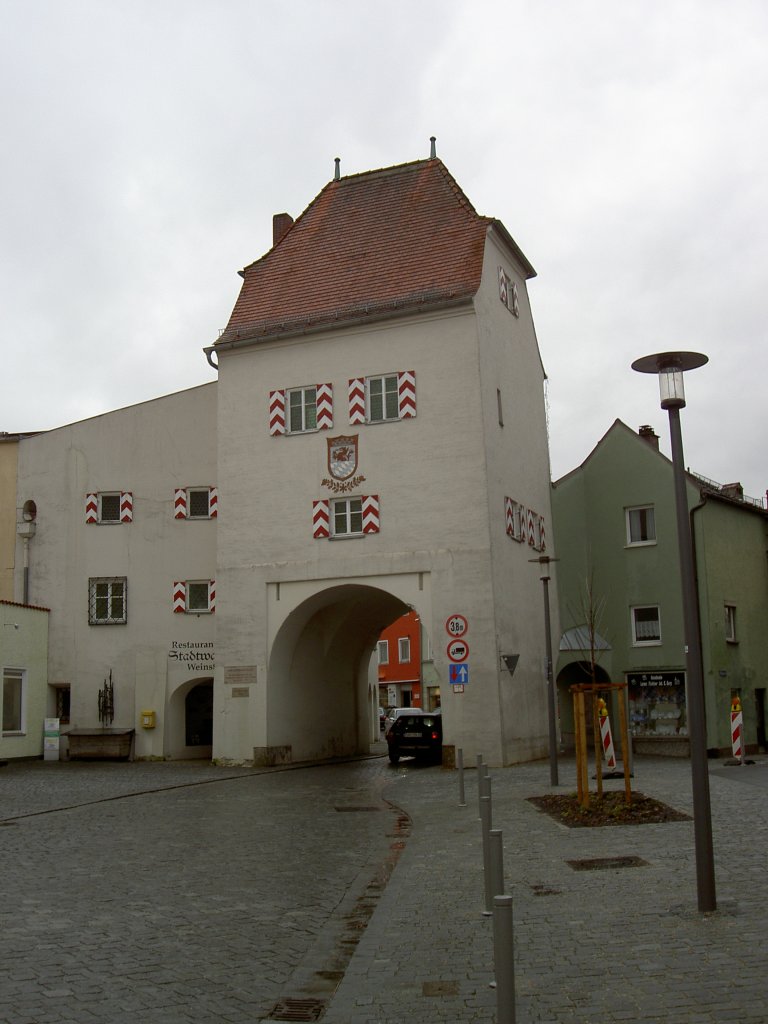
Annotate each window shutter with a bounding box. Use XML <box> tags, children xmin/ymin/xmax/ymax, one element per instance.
<box><xmin>348</xmin><ymin>378</ymin><xmax>365</xmax><ymax>424</ymax></box>
<box><xmin>85</xmin><ymin>493</ymin><xmax>98</xmax><ymax>524</ymax></box>
<box><xmin>120</xmin><ymin>492</ymin><xmax>133</xmax><ymax>523</ymax></box>
<box><xmin>397</xmin><ymin>370</ymin><xmax>416</xmax><ymax>418</ymax></box>
<box><xmin>209</xmin><ymin>487</ymin><xmax>218</xmax><ymax>518</ymax></box>
<box><xmin>362</xmin><ymin>494</ymin><xmax>380</xmax><ymax>534</ymax></box>
<box><xmin>173</xmin><ymin>581</ymin><xmax>186</xmax><ymax>613</ymax></box>
<box><xmin>269</xmin><ymin>389</ymin><xmax>287</xmax><ymax>435</ymax></box>
<box><xmin>527</xmin><ymin>508</ymin><xmax>537</xmax><ymax>548</ymax></box>
<box><xmin>174</xmin><ymin>488</ymin><xmax>187</xmax><ymax>519</ymax></box>
<box><xmin>312</xmin><ymin>500</ymin><xmax>330</xmax><ymax>538</ymax></box>
<box><xmin>208</xmin><ymin>579</ymin><xmax>216</xmax><ymax>614</ymax></box>
<box><xmin>504</xmin><ymin>497</ymin><xmax>514</xmax><ymax>537</ymax></box>
<box><xmin>316</xmin><ymin>383</ymin><xmax>333</xmax><ymax>430</ymax></box>
<box><xmin>538</xmin><ymin>516</ymin><xmax>546</xmax><ymax>552</ymax></box>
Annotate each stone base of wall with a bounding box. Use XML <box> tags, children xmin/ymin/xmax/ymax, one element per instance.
<box><xmin>253</xmin><ymin>744</ymin><xmax>292</xmax><ymax>767</ymax></box>
<box><xmin>632</xmin><ymin>736</ymin><xmax>690</xmax><ymax>758</ymax></box>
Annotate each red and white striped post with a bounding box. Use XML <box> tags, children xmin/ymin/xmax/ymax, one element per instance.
<box><xmin>597</xmin><ymin>698</ymin><xmax>617</xmax><ymax>771</ymax></box>
<box><xmin>730</xmin><ymin>696</ymin><xmax>744</xmax><ymax>764</ymax></box>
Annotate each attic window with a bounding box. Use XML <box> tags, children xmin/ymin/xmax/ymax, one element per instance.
<box><xmin>498</xmin><ymin>267</ymin><xmax>519</xmax><ymax>317</ymax></box>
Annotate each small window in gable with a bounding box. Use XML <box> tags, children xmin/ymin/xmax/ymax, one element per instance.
<box><xmin>626</xmin><ymin>505</ymin><xmax>656</xmax><ymax>545</ymax></box>
<box><xmin>498</xmin><ymin>266</ymin><xmax>520</xmax><ymax>317</ymax></box>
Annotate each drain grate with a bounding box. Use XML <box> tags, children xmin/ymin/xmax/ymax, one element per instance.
<box><xmin>267</xmin><ymin>997</ymin><xmax>326</xmax><ymax>1021</ymax></box>
<box><xmin>567</xmin><ymin>855</ymin><xmax>648</xmax><ymax>871</ymax></box>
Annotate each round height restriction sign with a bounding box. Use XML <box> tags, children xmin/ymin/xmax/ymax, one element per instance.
<box><xmin>447</xmin><ymin>639</ymin><xmax>470</xmax><ymax>663</ymax></box>
<box><xmin>445</xmin><ymin>614</ymin><xmax>468</xmax><ymax>638</ymax></box>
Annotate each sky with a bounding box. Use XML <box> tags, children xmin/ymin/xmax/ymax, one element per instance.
<box><xmin>2</xmin><ymin>0</ymin><xmax>766</xmax><ymax>501</ymax></box>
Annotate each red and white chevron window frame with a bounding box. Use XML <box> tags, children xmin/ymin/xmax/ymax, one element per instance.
<box><xmin>85</xmin><ymin>491</ymin><xmax>132</xmax><ymax>524</ymax></box>
<box><xmin>397</xmin><ymin>370</ymin><xmax>416</xmax><ymax>418</ymax></box>
<box><xmin>174</xmin><ymin>487</ymin><xmax>218</xmax><ymax>520</ymax></box>
<box><xmin>173</xmin><ymin>580</ymin><xmax>216</xmax><ymax>613</ymax></box>
<box><xmin>313</xmin><ymin>496</ymin><xmax>380</xmax><ymax>538</ymax></box>
<box><xmin>312</xmin><ymin>500</ymin><xmax>330</xmax><ymax>538</ymax></box>
<box><xmin>361</xmin><ymin>494</ymin><xmax>380</xmax><ymax>533</ymax></box>
<box><xmin>505</xmin><ymin>497</ymin><xmax>544</xmax><ymax>551</ymax></box>
<box><xmin>316</xmin><ymin>383</ymin><xmax>333</xmax><ymax>430</ymax></box>
<box><xmin>348</xmin><ymin>377</ymin><xmax>366</xmax><ymax>425</ymax></box>
<box><xmin>271</xmin><ymin>384</ymin><xmax>333</xmax><ymax>434</ymax></box>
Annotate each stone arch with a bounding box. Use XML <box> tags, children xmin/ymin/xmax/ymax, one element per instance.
<box><xmin>166</xmin><ymin>676</ymin><xmax>214</xmax><ymax>760</ymax></box>
<box><xmin>263</xmin><ymin>583</ymin><xmax>419</xmax><ymax>764</ymax></box>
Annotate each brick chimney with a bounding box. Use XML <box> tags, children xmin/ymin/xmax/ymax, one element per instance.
<box><xmin>272</xmin><ymin>213</ymin><xmax>294</xmax><ymax>247</ymax></box>
<box><xmin>720</xmin><ymin>482</ymin><xmax>744</xmax><ymax>501</ymax></box>
<box><xmin>638</xmin><ymin>425</ymin><xmax>660</xmax><ymax>451</ymax></box>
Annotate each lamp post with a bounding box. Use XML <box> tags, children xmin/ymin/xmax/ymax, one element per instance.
<box><xmin>631</xmin><ymin>350</ymin><xmax>716</xmax><ymax>913</ymax></box>
<box><xmin>530</xmin><ymin>555</ymin><xmax>559</xmax><ymax>786</ymax></box>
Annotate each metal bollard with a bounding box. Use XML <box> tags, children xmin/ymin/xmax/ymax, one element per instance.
<box><xmin>476</xmin><ymin>754</ymin><xmax>484</xmax><ymax>816</ymax></box>
<box><xmin>480</xmin><ymin>794</ymin><xmax>492</xmax><ymax>914</ymax></box>
<box><xmin>489</xmin><ymin>828</ymin><xmax>504</xmax><ymax>904</ymax></box>
<box><xmin>457</xmin><ymin>747</ymin><xmax>466</xmax><ymax>806</ymax></box>
<box><xmin>493</xmin><ymin>894</ymin><xmax>517</xmax><ymax>1023</ymax></box>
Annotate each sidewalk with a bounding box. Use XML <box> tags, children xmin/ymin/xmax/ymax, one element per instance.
<box><xmin>321</xmin><ymin>753</ymin><xmax>768</xmax><ymax>1024</ymax></box>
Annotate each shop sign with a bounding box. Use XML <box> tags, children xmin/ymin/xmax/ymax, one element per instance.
<box><xmin>626</xmin><ymin>671</ymin><xmax>685</xmax><ymax>688</ymax></box>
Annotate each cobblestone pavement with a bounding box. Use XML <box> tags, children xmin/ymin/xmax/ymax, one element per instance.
<box><xmin>1</xmin><ymin>753</ymin><xmax>767</xmax><ymax>1023</ymax></box>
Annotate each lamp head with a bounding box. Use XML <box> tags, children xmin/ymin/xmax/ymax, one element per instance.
<box><xmin>631</xmin><ymin>351</ymin><xmax>708</xmax><ymax>409</ymax></box>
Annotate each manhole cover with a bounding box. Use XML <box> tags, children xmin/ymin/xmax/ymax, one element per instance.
<box><xmin>567</xmin><ymin>855</ymin><xmax>648</xmax><ymax>871</ymax></box>
<box><xmin>267</xmin><ymin>997</ymin><xmax>326</xmax><ymax>1021</ymax></box>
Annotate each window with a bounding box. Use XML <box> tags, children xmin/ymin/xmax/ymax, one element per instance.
<box><xmin>54</xmin><ymin>685</ymin><xmax>71</xmax><ymax>725</ymax></box>
<box><xmin>333</xmin><ymin>497</ymin><xmax>363</xmax><ymax>537</ymax></box>
<box><xmin>173</xmin><ymin>580</ymin><xmax>216</xmax><ymax>614</ymax></box>
<box><xmin>85</xmin><ymin>491</ymin><xmax>133</xmax><ymax>523</ymax></box>
<box><xmin>348</xmin><ymin>372</ymin><xmax>415</xmax><ymax>424</ymax></box>
<box><xmin>497</xmin><ymin>388</ymin><xmax>504</xmax><ymax>427</ymax></box>
<box><xmin>188</xmin><ymin>489</ymin><xmax>213</xmax><ymax>519</ymax></box>
<box><xmin>88</xmin><ymin>578</ymin><xmax>127</xmax><ymax>625</ymax></box>
<box><xmin>725</xmin><ymin>604</ymin><xmax>737</xmax><ymax>643</ymax></box>
<box><xmin>2</xmin><ymin>669</ymin><xmax>24</xmax><ymax>733</ymax></box>
<box><xmin>631</xmin><ymin>605</ymin><xmax>661</xmax><ymax>645</ymax></box>
<box><xmin>377</xmin><ymin>640</ymin><xmax>389</xmax><ymax>665</ymax></box>
<box><xmin>498</xmin><ymin>266</ymin><xmax>519</xmax><ymax>316</ymax></box>
<box><xmin>398</xmin><ymin>637</ymin><xmax>411</xmax><ymax>663</ymax></box>
<box><xmin>626</xmin><ymin>505</ymin><xmax>656</xmax><ymax>545</ymax></box>
<box><xmin>288</xmin><ymin>386</ymin><xmax>318</xmax><ymax>433</ymax></box>
<box><xmin>100</xmin><ymin>493</ymin><xmax>121</xmax><ymax>522</ymax></box>
<box><xmin>368</xmin><ymin>375</ymin><xmax>399</xmax><ymax>423</ymax></box>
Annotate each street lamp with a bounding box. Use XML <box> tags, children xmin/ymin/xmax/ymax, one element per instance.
<box><xmin>530</xmin><ymin>555</ymin><xmax>559</xmax><ymax>786</ymax></box>
<box><xmin>631</xmin><ymin>350</ymin><xmax>716</xmax><ymax>913</ymax></box>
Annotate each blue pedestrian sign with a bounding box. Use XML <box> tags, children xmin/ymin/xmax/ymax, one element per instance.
<box><xmin>449</xmin><ymin>663</ymin><xmax>469</xmax><ymax>685</ymax></box>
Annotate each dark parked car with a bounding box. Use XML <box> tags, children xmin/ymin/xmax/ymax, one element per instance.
<box><xmin>385</xmin><ymin>711</ymin><xmax>442</xmax><ymax>764</ymax></box>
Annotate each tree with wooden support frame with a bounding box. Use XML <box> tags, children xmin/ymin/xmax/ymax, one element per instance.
<box><xmin>570</xmin><ymin>682</ymin><xmax>632</xmax><ymax>809</ymax></box>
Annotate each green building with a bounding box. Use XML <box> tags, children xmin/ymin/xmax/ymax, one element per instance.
<box><xmin>552</xmin><ymin>420</ymin><xmax>768</xmax><ymax>757</ymax></box>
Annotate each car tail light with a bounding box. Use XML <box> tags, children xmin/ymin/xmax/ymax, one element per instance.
<box><xmin>431</xmin><ymin>730</ymin><xmax>439</xmax><ymax>740</ymax></box>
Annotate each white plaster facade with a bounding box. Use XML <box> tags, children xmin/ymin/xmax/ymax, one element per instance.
<box><xmin>13</xmin><ymin>157</ymin><xmax>557</xmax><ymax>766</ymax></box>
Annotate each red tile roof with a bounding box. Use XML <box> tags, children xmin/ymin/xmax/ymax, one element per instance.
<box><xmin>216</xmin><ymin>158</ymin><xmax>529</xmax><ymax>346</ymax></box>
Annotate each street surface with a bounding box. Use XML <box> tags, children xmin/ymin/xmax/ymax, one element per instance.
<box><xmin>1</xmin><ymin>753</ymin><xmax>766</xmax><ymax>1023</ymax></box>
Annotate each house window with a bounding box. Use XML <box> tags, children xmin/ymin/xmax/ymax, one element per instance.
<box><xmin>188</xmin><ymin>489</ymin><xmax>213</xmax><ymax>519</ymax></box>
<box><xmin>2</xmin><ymin>668</ymin><xmax>24</xmax><ymax>733</ymax></box>
<box><xmin>88</xmin><ymin>577</ymin><xmax>127</xmax><ymax>625</ymax></box>
<box><xmin>288</xmin><ymin>386</ymin><xmax>318</xmax><ymax>433</ymax></box>
<box><xmin>398</xmin><ymin>637</ymin><xmax>411</xmax><ymax>663</ymax></box>
<box><xmin>377</xmin><ymin>640</ymin><xmax>389</xmax><ymax>665</ymax></box>
<box><xmin>332</xmin><ymin>497</ymin><xmax>363</xmax><ymax>537</ymax></box>
<box><xmin>725</xmin><ymin>604</ymin><xmax>737</xmax><ymax>643</ymax></box>
<box><xmin>368</xmin><ymin>375</ymin><xmax>399</xmax><ymax>422</ymax></box>
<box><xmin>631</xmin><ymin>605</ymin><xmax>661</xmax><ymax>645</ymax></box>
<box><xmin>100</xmin><ymin>493</ymin><xmax>121</xmax><ymax>522</ymax></box>
<box><xmin>54</xmin><ymin>685</ymin><xmax>71</xmax><ymax>725</ymax></box>
<box><xmin>187</xmin><ymin>582</ymin><xmax>212</xmax><ymax>613</ymax></box>
<box><xmin>626</xmin><ymin>505</ymin><xmax>656</xmax><ymax>545</ymax></box>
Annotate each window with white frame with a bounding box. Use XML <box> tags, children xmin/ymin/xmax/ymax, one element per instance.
<box><xmin>188</xmin><ymin>488</ymin><xmax>214</xmax><ymax>519</ymax></box>
<box><xmin>88</xmin><ymin>577</ymin><xmax>127</xmax><ymax>625</ymax></box>
<box><xmin>398</xmin><ymin>637</ymin><xmax>411</xmax><ymax>663</ymax></box>
<box><xmin>288</xmin><ymin>386</ymin><xmax>318</xmax><ymax>433</ymax></box>
<box><xmin>631</xmin><ymin>605</ymin><xmax>661</xmax><ymax>645</ymax></box>
<box><xmin>368</xmin><ymin>374</ymin><xmax>399</xmax><ymax>423</ymax></box>
<box><xmin>725</xmin><ymin>604</ymin><xmax>737</xmax><ymax>643</ymax></box>
<box><xmin>626</xmin><ymin>505</ymin><xmax>656</xmax><ymax>545</ymax></box>
<box><xmin>99</xmin><ymin>493</ymin><xmax>121</xmax><ymax>522</ymax></box>
<box><xmin>377</xmin><ymin>640</ymin><xmax>389</xmax><ymax>665</ymax></box>
<box><xmin>187</xmin><ymin>581</ymin><xmax>213</xmax><ymax>613</ymax></box>
<box><xmin>332</xmin><ymin>497</ymin><xmax>363</xmax><ymax>537</ymax></box>
<box><xmin>2</xmin><ymin>668</ymin><xmax>24</xmax><ymax>733</ymax></box>
<box><xmin>86</xmin><ymin>491</ymin><xmax>133</xmax><ymax>524</ymax></box>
